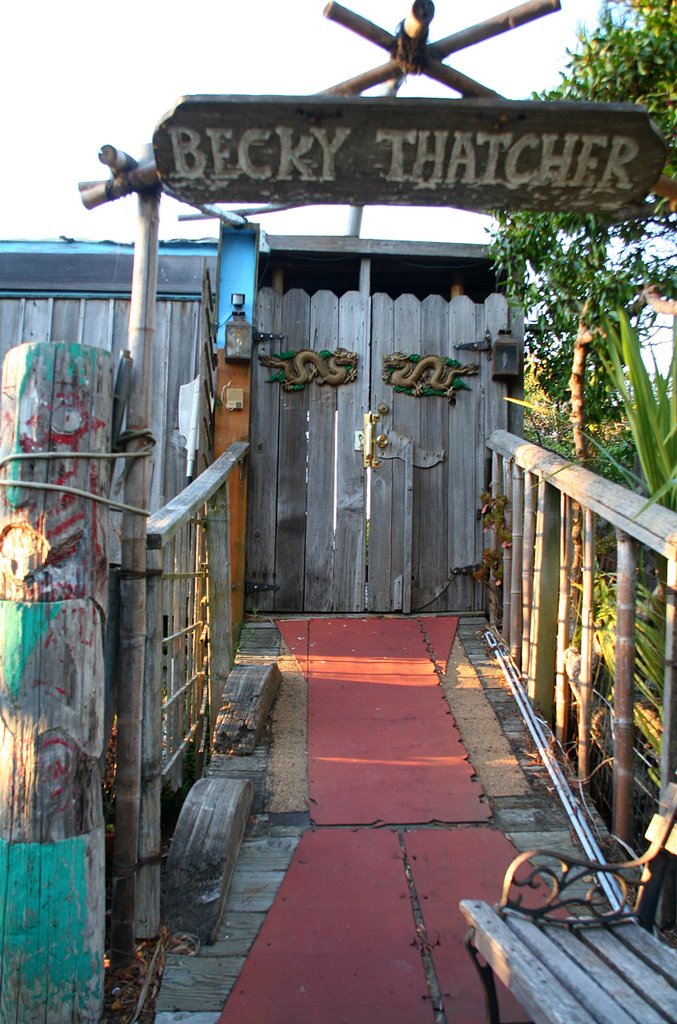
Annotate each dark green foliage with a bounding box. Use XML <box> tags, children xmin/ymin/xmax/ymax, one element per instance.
<box><xmin>490</xmin><ymin>0</ymin><xmax>677</xmax><ymax>420</ymax></box>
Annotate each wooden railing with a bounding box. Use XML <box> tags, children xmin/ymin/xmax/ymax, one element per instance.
<box><xmin>487</xmin><ymin>430</ymin><xmax>677</xmax><ymax>845</ymax></box>
<box><xmin>135</xmin><ymin>441</ymin><xmax>249</xmax><ymax>937</ymax></box>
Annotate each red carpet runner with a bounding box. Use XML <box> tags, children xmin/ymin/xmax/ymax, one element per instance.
<box><xmin>218</xmin><ymin>617</ymin><xmax>522</xmax><ymax>1024</ymax></box>
<box><xmin>277</xmin><ymin>617</ymin><xmax>489</xmax><ymax>825</ymax></box>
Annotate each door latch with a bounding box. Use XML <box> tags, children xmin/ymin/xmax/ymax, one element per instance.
<box><xmin>363</xmin><ymin>411</ymin><xmax>381</xmax><ymax>469</ymax></box>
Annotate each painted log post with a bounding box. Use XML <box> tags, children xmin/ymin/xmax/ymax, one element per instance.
<box><xmin>0</xmin><ymin>342</ymin><xmax>113</xmax><ymax>1023</ymax></box>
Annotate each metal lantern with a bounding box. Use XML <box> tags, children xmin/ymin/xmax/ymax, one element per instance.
<box><xmin>492</xmin><ymin>328</ymin><xmax>522</xmax><ymax>380</ymax></box>
<box><xmin>225</xmin><ymin>293</ymin><xmax>253</xmax><ymax>361</ymax></box>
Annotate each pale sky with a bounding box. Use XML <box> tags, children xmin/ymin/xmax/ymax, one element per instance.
<box><xmin>3</xmin><ymin>0</ymin><xmax>600</xmax><ymax>246</ymax></box>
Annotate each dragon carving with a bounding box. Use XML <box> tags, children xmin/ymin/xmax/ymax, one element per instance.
<box><xmin>383</xmin><ymin>352</ymin><xmax>479</xmax><ymax>403</ymax></box>
<box><xmin>260</xmin><ymin>348</ymin><xmax>358</xmax><ymax>391</ymax></box>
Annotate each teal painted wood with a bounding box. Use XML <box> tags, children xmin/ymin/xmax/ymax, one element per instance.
<box><xmin>0</xmin><ymin>834</ymin><xmax>104</xmax><ymax>1023</ymax></box>
<box><xmin>216</xmin><ymin>225</ymin><xmax>259</xmax><ymax>348</ymax></box>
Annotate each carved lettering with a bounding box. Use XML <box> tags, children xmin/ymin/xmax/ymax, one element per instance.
<box><xmin>162</xmin><ymin>115</ymin><xmax>653</xmax><ymax>208</ymax></box>
<box><xmin>600</xmin><ymin>136</ymin><xmax>640</xmax><ymax>189</ymax></box>
<box><xmin>445</xmin><ymin>132</ymin><xmax>477</xmax><ymax>184</ymax></box>
<box><xmin>237</xmin><ymin>129</ymin><xmax>273</xmax><ymax>180</ymax></box>
<box><xmin>276</xmin><ymin>128</ymin><xmax>317</xmax><ymax>181</ymax></box>
<box><xmin>205</xmin><ymin>129</ymin><xmax>239</xmax><ymax>178</ymax></box>
<box><xmin>476</xmin><ymin>133</ymin><xmax>514</xmax><ymax>185</ymax></box>
<box><xmin>411</xmin><ymin>131</ymin><xmax>448</xmax><ymax>189</ymax></box>
<box><xmin>571</xmin><ymin>135</ymin><xmax>609</xmax><ymax>187</ymax></box>
<box><xmin>504</xmin><ymin>134</ymin><xmax>540</xmax><ymax>189</ymax></box>
<box><xmin>377</xmin><ymin>129</ymin><xmax>417</xmax><ymax>181</ymax></box>
<box><xmin>310</xmin><ymin>128</ymin><xmax>352</xmax><ymax>180</ymax></box>
<box><xmin>168</xmin><ymin>127</ymin><xmax>207</xmax><ymax>178</ymax></box>
<box><xmin>537</xmin><ymin>134</ymin><xmax>579</xmax><ymax>186</ymax></box>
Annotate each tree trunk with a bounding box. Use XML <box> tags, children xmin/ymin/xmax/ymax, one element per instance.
<box><xmin>0</xmin><ymin>342</ymin><xmax>113</xmax><ymax>1023</ymax></box>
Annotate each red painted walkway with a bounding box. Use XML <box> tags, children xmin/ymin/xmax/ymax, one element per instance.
<box><xmin>218</xmin><ymin>617</ymin><xmax>524</xmax><ymax>1024</ymax></box>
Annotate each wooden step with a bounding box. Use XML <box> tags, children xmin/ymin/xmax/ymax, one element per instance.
<box><xmin>213</xmin><ymin>662</ymin><xmax>281</xmax><ymax>755</ymax></box>
<box><xmin>163</xmin><ymin>777</ymin><xmax>254</xmax><ymax>944</ymax></box>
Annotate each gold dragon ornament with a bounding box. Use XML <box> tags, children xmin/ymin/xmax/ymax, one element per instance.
<box><xmin>260</xmin><ymin>348</ymin><xmax>358</xmax><ymax>391</ymax></box>
<box><xmin>382</xmin><ymin>352</ymin><xmax>479</xmax><ymax>403</ymax></box>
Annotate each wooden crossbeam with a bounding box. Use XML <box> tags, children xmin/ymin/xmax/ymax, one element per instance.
<box><xmin>323</xmin><ymin>0</ymin><xmax>562</xmax><ymax>97</ymax></box>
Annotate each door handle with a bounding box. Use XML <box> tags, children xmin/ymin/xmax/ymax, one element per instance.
<box><xmin>363</xmin><ymin>411</ymin><xmax>381</xmax><ymax>469</ymax></box>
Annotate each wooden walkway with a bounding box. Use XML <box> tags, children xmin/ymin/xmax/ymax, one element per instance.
<box><xmin>155</xmin><ymin>616</ymin><xmax>587</xmax><ymax>1023</ymax></box>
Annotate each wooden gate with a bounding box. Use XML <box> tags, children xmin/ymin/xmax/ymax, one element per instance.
<box><xmin>247</xmin><ymin>286</ymin><xmax>518</xmax><ymax>614</ymax></box>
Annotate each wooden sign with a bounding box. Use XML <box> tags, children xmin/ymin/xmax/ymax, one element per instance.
<box><xmin>153</xmin><ymin>95</ymin><xmax>667</xmax><ymax>213</ymax></box>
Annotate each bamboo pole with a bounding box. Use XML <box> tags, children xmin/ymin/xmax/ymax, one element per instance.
<box><xmin>427</xmin><ymin>0</ymin><xmax>561</xmax><ymax>60</ymax></box>
<box><xmin>661</xmin><ymin>556</ymin><xmax>677</xmax><ymax>929</ymax></box>
<box><xmin>526</xmin><ymin>477</ymin><xmax>559</xmax><ymax>719</ymax></box>
<box><xmin>555</xmin><ymin>493</ymin><xmax>573</xmax><ymax>744</ymax></box>
<box><xmin>489</xmin><ymin>450</ymin><xmax>501</xmax><ymax>626</ymax></box>
<box><xmin>578</xmin><ymin>508</ymin><xmax>595</xmax><ymax>785</ymax></box>
<box><xmin>323</xmin><ymin>0</ymin><xmax>560</xmax><ymax>96</ymax></box>
<box><xmin>502</xmin><ymin>457</ymin><xmax>513</xmax><ymax>647</ymax></box>
<box><xmin>111</xmin><ymin>177</ymin><xmax>160</xmax><ymax>963</ymax></box>
<box><xmin>613</xmin><ymin>530</ymin><xmax>637</xmax><ymax>845</ymax></box>
<box><xmin>521</xmin><ymin>471</ymin><xmax>536</xmax><ymax>674</ymax></box>
<box><xmin>509</xmin><ymin>462</ymin><xmax>524</xmax><ymax>666</ymax></box>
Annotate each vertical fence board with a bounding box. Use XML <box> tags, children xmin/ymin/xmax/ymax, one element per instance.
<box><xmin>334</xmin><ymin>292</ymin><xmax>369</xmax><ymax>612</ymax></box>
<box><xmin>247</xmin><ymin>287</ymin><xmax>282</xmax><ymax>610</ymax></box>
<box><xmin>449</xmin><ymin>294</ymin><xmax>481</xmax><ymax>611</ymax></box>
<box><xmin>368</xmin><ymin>294</ymin><xmax>395</xmax><ymax>612</ymax></box>
<box><xmin>305</xmin><ymin>291</ymin><xmax>340</xmax><ymax>612</ymax></box>
<box><xmin>416</xmin><ymin>295</ymin><xmax>449</xmax><ymax>612</ymax></box>
<box><xmin>273</xmin><ymin>290</ymin><xmax>310</xmax><ymax>611</ymax></box>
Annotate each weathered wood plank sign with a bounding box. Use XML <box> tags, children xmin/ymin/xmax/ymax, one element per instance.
<box><xmin>153</xmin><ymin>95</ymin><xmax>667</xmax><ymax>213</ymax></box>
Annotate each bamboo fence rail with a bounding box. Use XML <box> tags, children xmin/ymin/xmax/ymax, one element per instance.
<box><xmin>487</xmin><ymin>430</ymin><xmax>677</xmax><ymax>847</ymax></box>
<box><xmin>135</xmin><ymin>441</ymin><xmax>249</xmax><ymax>938</ymax></box>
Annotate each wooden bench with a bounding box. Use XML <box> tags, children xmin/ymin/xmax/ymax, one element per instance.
<box><xmin>460</xmin><ymin>783</ymin><xmax>677</xmax><ymax>1024</ymax></box>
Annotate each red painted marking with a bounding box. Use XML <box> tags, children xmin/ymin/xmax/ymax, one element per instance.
<box><xmin>48</xmin><ymin>512</ymin><xmax>85</xmax><ymax>539</ymax></box>
<box><xmin>404</xmin><ymin>829</ymin><xmax>531</xmax><ymax>1023</ymax></box>
<box><xmin>218</xmin><ymin>829</ymin><xmax>433</xmax><ymax>1024</ymax></box>
<box><xmin>278</xmin><ymin>617</ymin><xmax>488</xmax><ymax>826</ymax></box>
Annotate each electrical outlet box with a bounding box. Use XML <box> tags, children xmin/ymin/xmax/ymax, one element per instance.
<box><xmin>225</xmin><ymin>387</ymin><xmax>244</xmax><ymax>410</ymax></box>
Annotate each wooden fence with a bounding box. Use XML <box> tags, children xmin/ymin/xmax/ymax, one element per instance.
<box><xmin>136</xmin><ymin>441</ymin><xmax>249</xmax><ymax>937</ymax></box>
<box><xmin>0</xmin><ymin>291</ymin><xmax>212</xmax><ymax>516</ymax></box>
<box><xmin>487</xmin><ymin>429</ymin><xmax>677</xmax><ymax>846</ymax></box>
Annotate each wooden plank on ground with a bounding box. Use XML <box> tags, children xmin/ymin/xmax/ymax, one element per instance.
<box><xmin>214</xmin><ymin>662</ymin><xmax>281</xmax><ymax>754</ymax></box>
<box><xmin>163</xmin><ymin>777</ymin><xmax>254</xmax><ymax>944</ymax></box>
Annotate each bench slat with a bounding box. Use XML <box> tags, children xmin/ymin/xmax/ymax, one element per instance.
<box><xmin>611</xmin><ymin>919</ymin><xmax>677</xmax><ymax>983</ymax></box>
<box><xmin>505</xmin><ymin>913</ymin><xmax>639</xmax><ymax>1024</ymax></box>
<box><xmin>544</xmin><ymin>926</ymin><xmax>665</xmax><ymax>1024</ymax></box>
<box><xmin>460</xmin><ymin>900</ymin><xmax>601</xmax><ymax>1024</ymax></box>
<box><xmin>577</xmin><ymin>926</ymin><xmax>677</xmax><ymax>1020</ymax></box>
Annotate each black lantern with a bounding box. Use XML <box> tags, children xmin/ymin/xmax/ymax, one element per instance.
<box><xmin>225</xmin><ymin>293</ymin><xmax>253</xmax><ymax>360</ymax></box>
<box><xmin>492</xmin><ymin>328</ymin><xmax>522</xmax><ymax>380</ymax></box>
